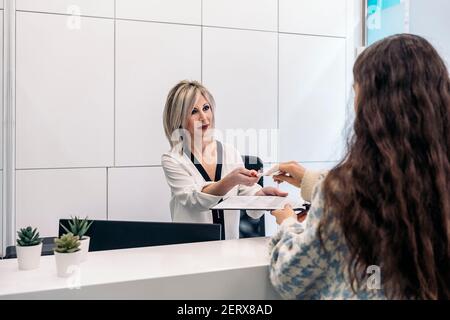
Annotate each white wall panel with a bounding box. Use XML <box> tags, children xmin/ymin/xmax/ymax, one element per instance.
<box><xmin>0</xmin><ymin>11</ymin><xmax>3</xmax><ymax>170</ymax></box>
<box><xmin>116</xmin><ymin>0</ymin><xmax>201</xmax><ymax>25</ymax></box>
<box><xmin>16</xmin><ymin>0</ymin><xmax>114</xmax><ymax>18</ymax></box>
<box><xmin>16</xmin><ymin>12</ymin><xmax>114</xmax><ymax>169</ymax></box>
<box><xmin>279</xmin><ymin>34</ymin><xmax>346</xmax><ymax>162</ymax></box>
<box><xmin>410</xmin><ymin>0</ymin><xmax>450</xmax><ymax>68</ymax></box>
<box><xmin>108</xmin><ymin>167</ymin><xmax>171</xmax><ymax>222</ymax></box>
<box><xmin>115</xmin><ymin>20</ymin><xmax>201</xmax><ymax>166</ymax></box>
<box><xmin>203</xmin><ymin>27</ymin><xmax>277</xmax><ymax>161</ymax></box>
<box><xmin>203</xmin><ymin>0</ymin><xmax>277</xmax><ymax>31</ymax></box>
<box><xmin>16</xmin><ymin>169</ymin><xmax>107</xmax><ymax>238</ymax></box>
<box><xmin>279</xmin><ymin>0</ymin><xmax>347</xmax><ymax>37</ymax></box>
<box><xmin>0</xmin><ymin>171</ymin><xmax>2</xmax><ymax>256</ymax></box>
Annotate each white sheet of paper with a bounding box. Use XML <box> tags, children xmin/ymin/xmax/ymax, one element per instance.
<box><xmin>210</xmin><ymin>196</ymin><xmax>304</xmax><ymax>211</ymax></box>
<box><xmin>257</xmin><ymin>164</ymin><xmax>280</xmax><ymax>178</ymax></box>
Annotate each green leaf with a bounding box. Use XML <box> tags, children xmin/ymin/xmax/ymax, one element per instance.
<box><xmin>17</xmin><ymin>226</ymin><xmax>41</xmax><ymax>245</ymax></box>
<box><xmin>68</xmin><ymin>220</ymin><xmax>76</xmax><ymax>234</ymax></box>
<box><xmin>60</xmin><ymin>223</ymin><xmax>71</xmax><ymax>235</ymax></box>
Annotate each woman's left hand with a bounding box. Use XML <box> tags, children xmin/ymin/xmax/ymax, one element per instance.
<box><xmin>255</xmin><ymin>187</ymin><xmax>288</xmax><ymax>197</ymax></box>
<box><xmin>271</xmin><ymin>204</ymin><xmax>296</xmax><ymax>225</ymax></box>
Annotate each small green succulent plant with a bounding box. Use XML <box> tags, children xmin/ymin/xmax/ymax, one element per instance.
<box><xmin>60</xmin><ymin>216</ymin><xmax>93</xmax><ymax>239</ymax></box>
<box><xmin>54</xmin><ymin>233</ymin><xmax>81</xmax><ymax>253</ymax></box>
<box><xmin>17</xmin><ymin>226</ymin><xmax>42</xmax><ymax>247</ymax></box>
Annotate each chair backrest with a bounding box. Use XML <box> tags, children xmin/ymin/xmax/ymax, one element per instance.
<box><xmin>242</xmin><ymin>155</ymin><xmax>264</xmax><ymax>187</ymax></box>
<box><xmin>240</xmin><ymin>155</ymin><xmax>265</xmax><ymax>238</ymax></box>
<box><xmin>58</xmin><ymin>219</ymin><xmax>222</xmax><ymax>252</ymax></box>
<box><xmin>4</xmin><ymin>237</ymin><xmax>56</xmax><ymax>259</ymax></box>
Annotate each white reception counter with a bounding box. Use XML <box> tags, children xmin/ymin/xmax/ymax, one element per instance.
<box><xmin>0</xmin><ymin>237</ymin><xmax>281</xmax><ymax>299</ymax></box>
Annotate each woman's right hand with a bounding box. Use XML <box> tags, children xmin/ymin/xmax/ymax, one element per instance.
<box><xmin>273</xmin><ymin>161</ymin><xmax>306</xmax><ymax>188</ymax></box>
<box><xmin>225</xmin><ymin>167</ymin><xmax>259</xmax><ymax>187</ymax></box>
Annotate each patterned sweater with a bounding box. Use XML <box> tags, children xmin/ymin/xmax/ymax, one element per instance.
<box><xmin>269</xmin><ymin>171</ymin><xmax>387</xmax><ymax>300</ymax></box>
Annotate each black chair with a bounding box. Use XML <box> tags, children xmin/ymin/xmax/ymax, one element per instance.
<box><xmin>240</xmin><ymin>155</ymin><xmax>265</xmax><ymax>238</ymax></box>
<box><xmin>59</xmin><ymin>219</ymin><xmax>222</xmax><ymax>252</ymax></box>
<box><xmin>2</xmin><ymin>220</ymin><xmax>221</xmax><ymax>259</ymax></box>
<box><xmin>4</xmin><ymin>237</ymin><xmax>56</xmax><ymax>259</ymax></box>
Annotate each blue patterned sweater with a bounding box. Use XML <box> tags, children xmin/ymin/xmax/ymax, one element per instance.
<box><xmin>269</xmin><ymin>176</ymin><xmax>387</xmax><ymax>300</ymax></box>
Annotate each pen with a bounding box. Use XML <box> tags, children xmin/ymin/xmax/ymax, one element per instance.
<box><xmin>294</xmin><ymin>203</ymin><xmax>310</xmax><ymax>214</ymax></box>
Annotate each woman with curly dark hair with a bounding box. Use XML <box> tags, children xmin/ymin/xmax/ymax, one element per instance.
<box><xmin>269</xmin><ymin>34</ymin><xmax>450</xmax><ymax>299</ymax></box>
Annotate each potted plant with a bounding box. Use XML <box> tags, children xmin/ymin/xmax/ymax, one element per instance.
<box><xmin>54</xmin><ymin>233</ymin><xmax>81</xmax><ymax>278</ymax></box>
<box><xmin>16</xmin><ymin>226</ymin><xmax>43</xmax><ymax>270</ymax></box>
<box><xmin>60</xmin><ymin>216</ymin><xmax>93</xmax><ymax>262</ymax></box>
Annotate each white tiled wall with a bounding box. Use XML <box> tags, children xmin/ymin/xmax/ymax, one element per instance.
<box><xmin>16</xmin><ymin>12</ymin><xmax>114</xmax><ymax>169</ymax></box>
<box><xmin>203</xmin><ymin>27</ymin><xmax>277</xmax><ymax>158</ymax></box>
<box><xmin>0</xmin><ymin>170</ymin><xmax>3</xmax><ymax>256</ymax></box>
<box><xmin>12</xmin><ymin>1</ymin><xmax>358</xmax><ymax>238</ymax></box>
<box><xmin>203</xmin><ymin>0</ymin><xmax>277</xmax><ymax>31</ymax></box>
<box><xmin>279</xmin><ymin>34</ymin><xmax>347</xmax><ymax>162</ymax></box>
<box><xmin>410</xmin><ymin>0</ymin><xmax>450</xmax><ymax>68</ymax></box>
<box><xmin>116</xmin><ymin>0</ymin><xmax>201</xmax><ymax>25</ymax></box>
<box><xmin>0</xmin><ymin>10</ymin><xmax>3</xmax><ymax>256</ymax></box>
<box><xmin>16</xmin><ymin>0</ymin><xmax>114</xmax><ymax>18</ymax></box>
<box><xmin>16</xmin><ymin>169</ymin><xmax>107</xmax><ymax>238</ymax></box>
<box><xmin>115</xmin><ymin>20</ymin><xmax>201</xmax><ymax>166</ymax></box>
<box><xmin>279</xmin><ymin>0</ymin><xmax>348</xmax><ymax>37</ymax></box>
<box><xmin>108</xmin><ymin>167</ymin><xmax>171</xmax><ymax>222</ymax></box>
<box><xmin>0</xmin><ymin>10</ymin><xmax>3</xmax><ymax>170</ymax></box>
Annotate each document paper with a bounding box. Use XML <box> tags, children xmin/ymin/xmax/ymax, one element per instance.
<box><xmin>210</xmin><ymin>196</ymin><xmax>304</xmax><ymax>211</ymax></box>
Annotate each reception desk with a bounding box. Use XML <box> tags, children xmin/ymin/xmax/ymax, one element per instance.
<box><xmin>0</xmin><ymin>237</ymin><xmax>281</xmax><ymax>299</ymax></box>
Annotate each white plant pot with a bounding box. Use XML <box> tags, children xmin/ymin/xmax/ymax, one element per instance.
<box><xmin>54</xmin><ymin>250</ymin><xmax>82</xmax><ymax>278</ymax></box>
<box><xmin>79</xmin><ymin>236</ymin><xmax>90</xmax><ymax>262</ymax></box>
<box><xmin>16</xmin><ymin>243</ymin><xmax>42</xmax><ymax>270</ymax></box>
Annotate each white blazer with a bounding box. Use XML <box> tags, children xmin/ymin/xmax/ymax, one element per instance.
<box><xmin>161</xmin><ymin>142</ymin><xmax>264</xmax><ymax>240</ymax></box>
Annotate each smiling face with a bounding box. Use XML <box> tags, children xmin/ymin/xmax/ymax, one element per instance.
<box><xmin>185</xmin><ymin>94</ymin><xmax>213</xmax><ymax>143</ymax></box>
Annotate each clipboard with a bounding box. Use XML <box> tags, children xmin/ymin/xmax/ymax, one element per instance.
<box><xmin>210</xmin><ymin>196</ymin><xmax>305</xmax><ymax>211</ymax></box>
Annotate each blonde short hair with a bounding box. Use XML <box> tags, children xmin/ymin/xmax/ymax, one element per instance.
<box><xmin>163</xmin><ymin>80</ymin><xmax>216</xmax><ymax>147</ymax></box>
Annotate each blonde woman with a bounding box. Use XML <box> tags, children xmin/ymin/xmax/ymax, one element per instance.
<box><xmin>161</xmin><ymin>80</ymin><xmax>287</xmax><ymax>240</ymax></box>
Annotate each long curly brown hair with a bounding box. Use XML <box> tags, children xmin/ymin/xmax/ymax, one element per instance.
<box><xmin>320</xmin><ymin>34</ymin><xmax>450</xmax><ymax>299</ymax></box>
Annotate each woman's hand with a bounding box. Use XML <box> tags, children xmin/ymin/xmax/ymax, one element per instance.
<box><xmin>271</xmin><ymin>204</ymin><xmax>297</xmax><ymax>225</ymax></box>
<box><xmin>272</xmin><ymin>161</ymin><xmax>306</xmax><ymax>188</ymax></box>
<box><xmin>224</xmin><ymin>167</ymin><xmax>259</xmax><ymax>187</ymax></box>
<box><xmin>202</xmin><ymin>167</ymin><xmax>259</xmax><ymax>196</ymax></box>
<box><xmin>255</xmin><ymin>187</ymin><xmax>288</xmax><ymax>197</ymax></box>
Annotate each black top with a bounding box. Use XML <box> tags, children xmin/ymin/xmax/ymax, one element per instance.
<box><xmin>185</xmin><ymin>141</ymin><xmax>225</xmax><ymax>240</ymax></box>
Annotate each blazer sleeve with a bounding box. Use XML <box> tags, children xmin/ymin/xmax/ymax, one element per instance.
<box><xmin>161</xmin><ymin>154</ymin><xmax>223</xmax><ymax>212</ymax></box>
